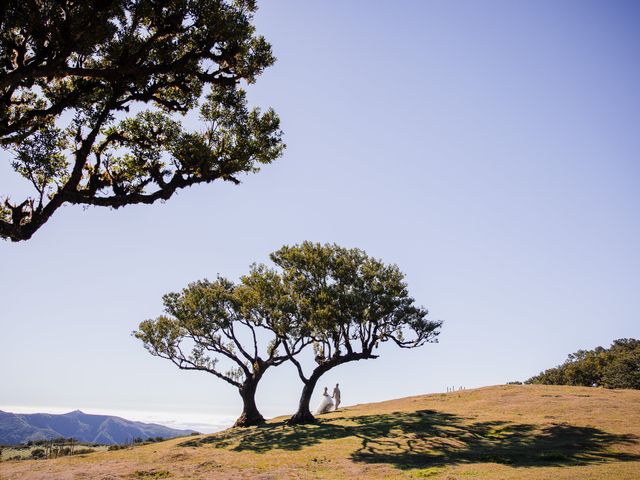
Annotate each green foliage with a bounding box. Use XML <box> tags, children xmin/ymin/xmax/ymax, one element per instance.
<box><xmin>134</xmin><ymin>274</ymin><xmax>292</xmax><ymax>426</ymax></box>
<box><xmin>601</xmin><ymin>340</ymin><xmax>640</xmax><ymax>389</ymax></box>
<box><xmin>135</xmin><ymin>242</ymin><xmax>441</xmax><ymax>425</ymax></box>
<box><xmin>108</xmin><ymin>444</ymin><xmax>127</xmax><ymax>451</ymax></box>
<box><xmin>237</xmin><ymin>241</ymin><xmax>441</xmax><ymax>423</ymax></box>
<box><xmin>526</xmin><ymin>338</ymin><xmax>640</xmax><ymax>389</ymax></box>
<box><xmin>30</xmin><ymin>448</ymin><xmax>45</xmax><ymax>459</ymax></box>
<box><xmin>135</xmin><ymin>277</ymin><xmax>271</xmax><ymax>387</ymax></box>
<box><xmin>0</xmin><ymin>0</ymin><xmax>284</xmax><ymax>241</ymax></box>
<box><xmin>244</xmin><ymin>241</ymin><xmax>442</xmax><ymax>357</ymax></box>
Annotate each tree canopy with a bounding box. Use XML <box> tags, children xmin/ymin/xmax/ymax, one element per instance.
<box><xmin>242</xmin><ymin>242</ymin><xmax>442</xmax><ymax>424</ymax></box>
<box><xmin>0</xmin><ymin>0</ymin><xmax>283</xmax><ymax>241</ymax></box>
<box><xmin>135</xmin><ymin>242</ymin><xmax>442</xmax><ymax>427</ymax></box>
<box><xmin>134</xmin><ymin>277</ymin><xmax>307</xmax><ymax>427</ymax></box>
<box><xmin>526</xmin><ymin>338</ymin><xmax>640</xmax><ymax>389</ymax></box>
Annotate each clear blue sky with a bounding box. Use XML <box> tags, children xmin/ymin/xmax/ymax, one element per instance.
<box><xmin>1</xmin><ymin>1</ymin><xmax>639</xmax><ymax>431</ymax></box>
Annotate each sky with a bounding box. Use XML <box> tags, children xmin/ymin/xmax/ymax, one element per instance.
<box><xmin>1</xmin><ymin>1</ymin><xmax>639</xmax><ymax>432</ymax></box>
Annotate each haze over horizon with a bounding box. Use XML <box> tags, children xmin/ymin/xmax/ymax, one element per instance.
<box><xmin>1</xmin><ymin>1</ymin><xmax>639</xmax><ymax>432</ymax></box>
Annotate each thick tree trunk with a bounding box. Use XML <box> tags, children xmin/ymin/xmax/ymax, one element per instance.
<box><xmin>287</xmin><ymin>352</ymin><xmax>373</xmax><ymax>426</ymax></box>
<box><xmin>233</xmin><ymin>380</ymin><xmax>265</xmax><ymax>427</ymax></box>
<box><xmin>288</xmin><ymin>373</ymin><xmax>322</xmax><ymax>425</ymax></box>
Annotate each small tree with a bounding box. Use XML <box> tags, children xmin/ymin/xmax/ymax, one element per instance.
<box><xmin>601</xmin><ymin>339</ymin><xmax>640</xmax><ymax>389</ymax></box>
<box><xmin>243</xmin><ymin>242</ymin><xmax>442</xmax><ymax>425</ymax></box>
<box><xmin>1</xmin><ymin>0</ymin><xmax>283</xmax><ymax>241</ymax></box>
<box><xmin>134</xmin><ymin>277</ymin><xmax>304</xmax><ymax>427</ymax></box>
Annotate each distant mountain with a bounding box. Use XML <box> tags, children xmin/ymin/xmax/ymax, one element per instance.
<box><xmin>0</xmin><ymin>410</ymin><xmax>196</xmax><ymax>445</ymax></box>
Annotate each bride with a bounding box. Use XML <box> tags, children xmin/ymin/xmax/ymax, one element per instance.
<box><xmin>315</xmin><ymin>387</ymin><xmax>334</xmax><ymax>414</ymax></box>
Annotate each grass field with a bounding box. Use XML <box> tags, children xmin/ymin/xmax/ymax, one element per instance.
<box><xmin>0</xmin><ymin>445</ymin><xmax>109</xmax><ymax>462</ymax></box>
<box><xmin>1</xmin><ymin>384</ymin><xmax>639</xmax><ymax>479</ymax></box>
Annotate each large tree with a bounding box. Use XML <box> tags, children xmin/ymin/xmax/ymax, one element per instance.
<box><xmin>134</xmin><ymin>277</ymin><xmax>303</xmax><ymax>427</ymax></box>
<box><xmin>0</xmin><ymin>0</ymin><xmax>283</xmax><ymax>241</ymax></box>
<box><xmin>242</xmin><ymin>242</ymin><xmax>442</xmax><ymax>425</ymax></box>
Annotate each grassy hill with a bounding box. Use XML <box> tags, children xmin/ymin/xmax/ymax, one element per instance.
<box><xmin>1</xmin><ymin>384</ymin><xmax>639</xmax><ymax>479</ymax></box>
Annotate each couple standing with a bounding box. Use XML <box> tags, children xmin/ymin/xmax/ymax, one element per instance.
<box><xmin>315</xmin><ymin>383</ymin><xmax>341</xmax><ymax>414</ymax></box>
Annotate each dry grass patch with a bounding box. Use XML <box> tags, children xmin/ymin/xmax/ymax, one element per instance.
<box><xmin>1</xmin><ymin>385</ymin><xmax>639</xmax><ymax>479</ymax></box>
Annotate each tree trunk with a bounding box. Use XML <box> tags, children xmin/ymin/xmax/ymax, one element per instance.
<box><xmin>287</xmin><ymin>352</ymin><xmax>373</xmax><ymax>425</ymax></box>
<box><xmin>233</xmin><ymin>380</ymin><xmax>265</xmax><ymax>427</ymax></box>
<box><xmin>288</xmin><ymin>373</ymin><xmax>321</xmax><ymax>425</ymax></box>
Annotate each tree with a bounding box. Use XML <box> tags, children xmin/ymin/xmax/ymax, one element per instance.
<box><xmin>0</xmin><ymin>0</ymin><xmax>284</xmax><ymax>241</ymax></box>
<box><xmin>526</xmin><ymin>338</ymin><xmax>640</xmax><ymax>389</ymax></box>
<box><xmin>135</xmin><ymin>243</ymin><xmax>442</xmax><ymax>427</ymax></box>
<box><xmin>242</xmin><ymin>242</ymin><xmax>442</xmax><ymax>425</ymax></box>
<box><xmin>134</xmin><ymin>277</ymin><xmax>305</xmax><ymax>427</ymax></box>
<box><xmin>602</xmin><ymin>339</ymin><xmax>640</xmax><ymax>389</ymax></box>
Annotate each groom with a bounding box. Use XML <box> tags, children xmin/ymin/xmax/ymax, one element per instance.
<box><xmin>332</xmin><ymin>383</ymin><xmax>341</xmax><ymax>410</ymax></box>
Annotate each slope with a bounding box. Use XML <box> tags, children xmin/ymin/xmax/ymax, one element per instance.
<box><xmin>1</xmin><ymin>385</ymin><xmax>639</xmax><ymax>479</ymax></box>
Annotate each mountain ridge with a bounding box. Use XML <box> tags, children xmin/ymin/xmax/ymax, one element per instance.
<box><xmin>0</xmin><ymin>409</ymin><xmax>195</xmax><ymax>445</ymax></box>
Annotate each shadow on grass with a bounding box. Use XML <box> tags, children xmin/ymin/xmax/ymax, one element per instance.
<box><xmin>180</xmin><ymin>409</ymin><xmax>640</xmax><ymax>470</ymax></box>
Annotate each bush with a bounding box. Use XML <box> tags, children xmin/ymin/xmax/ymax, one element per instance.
<box><xmin>30</xmin><ymin>448</ymin><xmax>46</xmax><ymax>459</ymax></box>
<box><xmin>108</xmin><ymin>444</ymin><xmax>128</xmax><ymax>451</ymax></box>
<box><xmin>602</xmin><ymin>348</ymin><xmax>640</xmax><ymax>389</ymax></box>
<box><xmin>526</xmin><ymin>338</ymin><xmax>640</xmax><ymax>389</ymax></box>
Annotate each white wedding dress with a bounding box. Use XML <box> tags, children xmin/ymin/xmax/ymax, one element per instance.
<box><xmin>315</xmin><ymin>393</ymin><xmax>334</xmax><ymax>414</ymax></box>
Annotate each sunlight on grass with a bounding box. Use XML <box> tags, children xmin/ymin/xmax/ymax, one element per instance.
<box><xmin>2</xmin><ymin>385</ymin><xmax>639</xmax><ymax>479</ymax></box>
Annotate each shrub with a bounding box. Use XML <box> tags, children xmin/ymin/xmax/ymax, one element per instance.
<box><xmin>30</xmin><ymin>448</ymin><xmax>46</xmax><ymax>459</ymax></box>
<box><xmin>526</xmin><ymin>338</ymin><xmax>640</xmax><ymax>389</ymax></box>
<box><xmin>108</xmin><ymin>444</ymin><xmax>128</xmax><ymax>451</ymax></box>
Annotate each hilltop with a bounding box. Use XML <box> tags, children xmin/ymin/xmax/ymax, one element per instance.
<box><xmin>1</xmin><ymin>385</ymin><xmax>639</xmax><ymax>479</ymax></box>
<box><xmin>0</xmin><ymin>410</ymin><xmax>195</xmax><ymax>445</ymax></box>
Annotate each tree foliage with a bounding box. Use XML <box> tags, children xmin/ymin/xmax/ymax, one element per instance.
<box><xmin>526</xmin><ymin>338</ymin><xmax>640</xmax><ymax>389</ymax></box>
<box><xmin>242</xmin><ymin>242</ymin><xmax>442</xmax><ymax>424</ymax></box>
<box><xmin>0</xmin><ymin>0</ymin><xmax>284</xmax><ymax>241</ymax></box>
<box><xmin>135</xmin><ymin>242</ymin><xmax>441</xmax><ymax>426</ymax></box>
<box><xmin>134</xmin><ymin>277</ymin><xmax>304</xmax><ymax>427</ymax></box>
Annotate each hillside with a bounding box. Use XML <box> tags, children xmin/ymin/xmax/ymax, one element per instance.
<box><xmin>0</xmin><ymin>410</ymin><xmax>194</xmax><ymax>445</ymax></box>
<box><xmin>1</xmin><ymin>385</ymin><xmax>639</xmax><ymax>479</ymax></box>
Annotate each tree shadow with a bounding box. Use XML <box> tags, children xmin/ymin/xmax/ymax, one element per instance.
<box><xmin>179</xmin><ymin>409</ymin><xmax>640</xmax><ymax>470</ymax></box>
